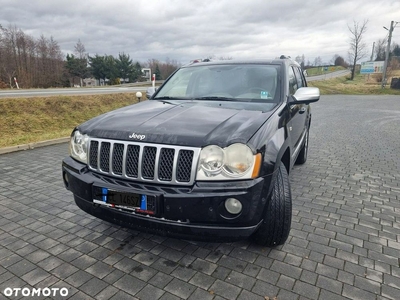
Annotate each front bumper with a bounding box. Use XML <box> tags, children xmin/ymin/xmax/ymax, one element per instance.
<box><xmin>62</xmin><ymin>157</ymin><xmax>273</xmax><ymax>242</ymax></box>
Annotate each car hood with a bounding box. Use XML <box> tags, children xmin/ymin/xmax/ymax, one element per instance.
<box><xmin>79</xmin><ymin>100</ymin><xmax>274</xmax><ymax>148</ymax></box>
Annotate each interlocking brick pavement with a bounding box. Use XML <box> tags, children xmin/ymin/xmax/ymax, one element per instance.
<box><xmin>0</xmin><ymin>95</ymin><xmax>399</xmax><ymax>299</ymax></box>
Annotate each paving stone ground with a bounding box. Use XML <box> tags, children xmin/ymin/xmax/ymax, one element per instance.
<box><xmin>0</xmin><ymin>95</ymin><xmax>399</xmax><ymax>299</ymax></box>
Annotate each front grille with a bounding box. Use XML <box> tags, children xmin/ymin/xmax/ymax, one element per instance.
<box><xmin>88</xmin><ymin>138</ymin><xmax>200</xmax><ymax>186</ymax></box>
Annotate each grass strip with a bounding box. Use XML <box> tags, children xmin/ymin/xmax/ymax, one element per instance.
<box><xmin>0</xmin><ymin>93</ymin><xmax>142</xmax><ymax>148</ymax></box>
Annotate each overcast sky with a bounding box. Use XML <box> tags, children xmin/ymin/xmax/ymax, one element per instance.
<box><xmin>0</xmin><ymin>0</ymin><xmax>399</xmax><ymax>65</ymax></box>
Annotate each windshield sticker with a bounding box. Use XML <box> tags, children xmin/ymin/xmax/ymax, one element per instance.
<box><xmin>260</xmin><ymin>91</ymin><xmax>269</xmax><ymax>99</ymax></box>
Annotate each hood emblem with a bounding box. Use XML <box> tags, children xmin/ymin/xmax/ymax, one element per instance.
<box><xmin>129</xmin><ymin>133</ymin><xmax>146</xmax><ymax>140</ymax></box>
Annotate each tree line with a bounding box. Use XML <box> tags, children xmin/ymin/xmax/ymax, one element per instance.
<box><xmin>0</xmin><ymin>25</ymin><xmax>64</xmax><ymax>88</ymax></box>
<box><xmin>0</xmin><ymin>24</ymin><xmax>180</xmax><ymax>89</ymax></box>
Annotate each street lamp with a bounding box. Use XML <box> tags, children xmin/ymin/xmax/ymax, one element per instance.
<box><xmin>136</xmin><ymin>92</ymin><xmax>142</xmax><ymax>102</ymax></box>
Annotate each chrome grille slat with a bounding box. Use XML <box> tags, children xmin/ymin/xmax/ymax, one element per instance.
<box><xmin>88</xmin><ymin>138</ymin><xmax>200</xmax><ymax>186</ymax></box>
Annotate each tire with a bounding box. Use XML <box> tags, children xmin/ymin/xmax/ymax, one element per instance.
<box><xmin>295</xmin><ymin>128</ymin><xmax>309</xmax><ymax>165</ymax></box>
<box><xmin>252</xmin><ymin>163</ymin><xmax>292</xmax><ymax>246</ymax></box>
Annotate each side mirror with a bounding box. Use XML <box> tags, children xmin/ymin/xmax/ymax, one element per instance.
<box><xmin>146</xmin><ymin>87</ymin><xmax>156</xmax><ymax>99</ymax></box>
<box><xmin>292</xmin><ymin>87</ymin><xmax>320</xmax><ymax>104</ymax></box>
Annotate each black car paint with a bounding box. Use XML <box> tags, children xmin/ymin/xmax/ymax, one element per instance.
<box><xmin>77</xmin><ymin>100</ymin><xmax>276</xmax><ymax>149</ymax></box>
<box><xmin>63</xmin><ymin>154</ymin><xmax>273</xmax><ymax>240</ymax></box>
<box><xmin>62</xmin><ymin>59</ymin><xmax>315</xmax><ymax>242</ymax></box>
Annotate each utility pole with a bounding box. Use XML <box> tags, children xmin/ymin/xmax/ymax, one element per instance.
<box><xmin>368</xmin><ymin>42</ymin><xmax>375</xmax><ymax>82</ymax></box>
<box><xmin>382</xmin><ymin>21</ymin><xmax>394</xmax><ymax>88</ymax></box>
<box><xmin>370</xmin><ymin>42</ymin><xmax>375</xmax><ymax>61</ymax></box>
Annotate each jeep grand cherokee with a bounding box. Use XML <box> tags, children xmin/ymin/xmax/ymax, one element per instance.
<box><xmin>62</xmin><ymin>57</ymin><xmax>319</xmax><ymax>246</ymax></box>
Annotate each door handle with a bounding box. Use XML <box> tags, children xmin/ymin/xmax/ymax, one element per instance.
<box><xmin>299</xmin><ymin>107</ymin><xmax>306</xmax><ymax>114</ymax></box>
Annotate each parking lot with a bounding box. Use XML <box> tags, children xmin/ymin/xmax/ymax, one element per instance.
<box><xmin>0</xmin><ymin>95</ymin><xmax>399</xmax><ymax>299</ymax></box>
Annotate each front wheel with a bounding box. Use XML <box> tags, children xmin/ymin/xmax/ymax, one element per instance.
<box><xmin>252</xmin><ymin>164</ymin><xmax>292</xmax><ymax>246</ymax></box>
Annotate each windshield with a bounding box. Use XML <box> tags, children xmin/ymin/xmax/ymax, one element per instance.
<box><xmin>154</xmin><ymin>64</ymin><xmax>280</xmax><ymax>104</ymax></box>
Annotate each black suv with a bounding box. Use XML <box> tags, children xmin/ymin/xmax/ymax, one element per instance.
<box><xmin>62</xmin><ymin>57</ymin><xmax>319</xmax><ymax>246</ymax></box>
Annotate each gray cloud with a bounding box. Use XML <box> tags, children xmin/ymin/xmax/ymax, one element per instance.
<box><xmin>0</xmin><ymin>0</ymin><xmax>399</xmax><ymax>64</ymax></box>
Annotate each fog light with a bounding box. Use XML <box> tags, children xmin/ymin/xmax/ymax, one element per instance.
<box><xmin>224</xmin><ymin>198</ymin><xmax>242</xmax><ymax>214</ymax></box>
<box><xmin>63</xmin><ymin>172</ymin><xmax>69</xmax><ymax>188</ymax></box>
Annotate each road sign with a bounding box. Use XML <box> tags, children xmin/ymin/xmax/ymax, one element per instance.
<box><xmin>360</xmin><ymin>61</ymin><xmax>384</xmax><ymax>74</ymax></box>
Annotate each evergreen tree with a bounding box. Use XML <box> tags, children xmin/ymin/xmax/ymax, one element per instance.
<box><xmin>65</xmin><ymin>53</ymin><xmax>88</xmax><ymax>86</ymax></box>
<box><xmin>132</xmin><ymin>62</ymin><xmax>142</xmax><ymax>82</ymax></box>
<box><xmin>116</xmin><ymin>53</ymin><xmax>134</xmax><ymax>82</ymax></box>
<box><xmin>155</xmin><ymin>64</ymin><xmax>161</xmax><ymax>80</ymax></box>
<box><xmin>73</xmin><ymin>39</ymin><xmax>88</xmax><ymax>86</ymax></box>
<box><xmin>88</xmin><ymin>54</ymin><xmax>107</xmax><ymax>84</ymax></box>
<box><xmin>104</xmin><ymin>55</ymin><xmax>117</xmax><ymax>84</ymax></box>
<box><xmin>392</xmin><ymin>44</ymin><xmax>400</xmax><ymax>57</ymax></box>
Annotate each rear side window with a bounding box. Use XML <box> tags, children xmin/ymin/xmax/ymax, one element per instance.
<box><xmin>293</xmin><ymin>67</ymin><xmax>306</xmax><ymax>89</ymax></box>
<box><xmin>289</xmin><ymin>66</ymin><xmax>307</xmax><ymax>95</ymax></box>
<box><xmin>288</xmin><ymin>67</ymin><xmax>297</xmax><ymax>95</ymax></box>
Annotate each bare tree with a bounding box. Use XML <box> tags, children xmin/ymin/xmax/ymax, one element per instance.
<box><xmin>295</xmin><ymin>56</ymin><xmax>302</xmax><ymax>64</ymax></box>
<box><xmin>74</xmin><ymin>39</ymin><xmax>86</xmax><ymax>59</ymax></box>
<box><xmin>295</xmin><ymin>55</ymin><xmax>306</xmax><ymax>69</ymax></box>
<box><xmin>73</xmin><ymin>39</ymin><xmax>88</xmax><ymax>86</ymax></box>
<box><xmin>348</xmin><ymin>20</ymin><xmax>368</xmax><ymax>80</ymax></box>
<box><xmin>145</xmin><ymin>58</ymin><xmax>180</xmax><ymax>80</ymax></box>
<box><xmin>0</xmin><ymin>25</ymin><xmax>19</xmax><ymax>88</ymax></box>
<box><xmin>36</xmin><ymin>35</ymin><xmax>49</xmax><ymax>86</ymax></box>
<box><xmin>0</xmin><ymin>24</ymin><xmax>64</xmax><ymax>89</ymax></box>
<box><xmin>314</xmin><ymin>56</ymin><xmax>322</xmax><ymax>67</ymax></box>
<box><xmin>374</xmin><ymin>39</ymin><xmax>387</xmax><ymax>61</ymax></box>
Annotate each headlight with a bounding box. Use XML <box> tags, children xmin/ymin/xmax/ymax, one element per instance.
<box><xmin>199</xmin><ymin>145</ymin><xmax>225</xmax><ymax>174</ymax></box>
<box><xmin>196</xmin><ymin>143</ymin><xmax>261</xmax><ymax>180</ymax></box>
<box><xmin>69</xmin><ymin>130</ymin><xmax>89</xmax><ymax>164</ymax></box>
<box><xmin>223</xmin><ymin>143</ymin><xmax>253</xmax><ymax>177</ymax></box>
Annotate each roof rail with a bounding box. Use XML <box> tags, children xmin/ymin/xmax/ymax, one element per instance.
<box><xmin>189</xmin><ymin>58</ymin><xmax>212</xmax><ymax>64</ymax></box>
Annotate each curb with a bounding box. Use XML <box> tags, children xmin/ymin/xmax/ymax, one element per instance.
<box><xmin>0</xmin><ymin>137</ymin><xmax>70</xmax><ymax>155</ymax></box>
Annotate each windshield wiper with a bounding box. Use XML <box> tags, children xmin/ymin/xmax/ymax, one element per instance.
<box><xmin>153</xmin><ymin>96</ymin><xmax>184</xmax><ymax>105</ymax></box>
<box><xmin>195</xmin><ymin>96</ymin><xmax>237</xmax><ymax>101</ymax></box>
<box><xmin>154</xmin><ymin>96</ymin><xmax>191</xmax><ymax>100</ymax></box>
<box><xmin>154</xmin><ymin>96</ymin><xmax>174</xmax><ymax>100</ymax></box>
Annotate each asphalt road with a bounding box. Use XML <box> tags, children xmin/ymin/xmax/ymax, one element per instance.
<box><xmin>0</xmin><ymin>95</ymin><xmax>399</xmax><ymax>299</ymax></box>
<box><xmin>0</xmin><ymin>86</ymin><xmax>147</xmax><ymax>98</ymax></box>
<box><xmin>306</xmin><ymin>70</ymin><xmax>350</xmax><ymax>82</ymax></box>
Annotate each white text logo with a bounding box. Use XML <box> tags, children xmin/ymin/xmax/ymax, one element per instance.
<box><xmin>129</xmin><ymin>133</ymin><xmax>146</xmax><ymax>140</ymax></box>
<box><xmin>3</xmin><ymin>287</ymin><xmax>69</xmax><ymax>297</ymax></box>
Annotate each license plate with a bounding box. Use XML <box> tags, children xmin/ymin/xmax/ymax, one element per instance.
<box><xmin>93</xmin><ymin>187</ymin><xmax>156</xmax><ymax>213</ymax></box>
<box><xmin>108</xmin><ymin>190</ymin><xmax>141</xmax><ymax>207</ymax></box>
